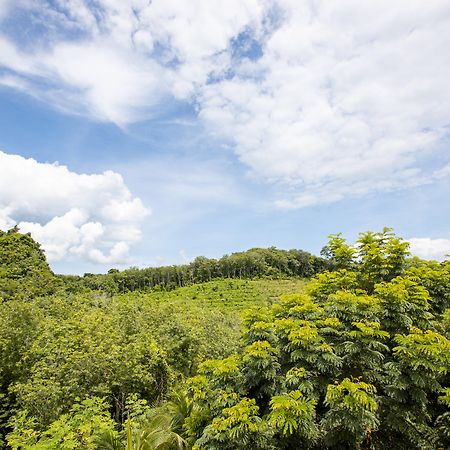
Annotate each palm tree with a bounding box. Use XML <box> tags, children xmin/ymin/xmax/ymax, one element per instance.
<box><xmin>166</xmin><ymin>389</ymin><xmax>193</xmax><ymax>436</ymax></box>
<box><xmin>97</xmin><ymin>403</ymin><xmax>189</xmax><ymax>450</ymax></box>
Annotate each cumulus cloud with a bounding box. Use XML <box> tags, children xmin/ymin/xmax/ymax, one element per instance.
<box><xmin>0</xmin><ymin>0</ymin><xmax>449</xmax><ymax>206</ymax></box>
<box><xmin>198</xmin><ymin>0</ymin><xmax>450</xmax><ymax>206</ymax></box>
<box><xmin>0</xmin><ymin>151</ymin><xmax>150</xmax><ymax>265</ymax></box>
<box><xmin>408</xmin><ymin>238</ymin><xmax>450</xmax><ymax>261</ymax></box>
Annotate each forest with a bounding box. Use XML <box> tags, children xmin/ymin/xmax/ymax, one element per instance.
<box><xmin>61</xmin><ymin>247</ymin><xmax>331</xmax><ymax>294</ymax></box>
<box><xmin>0</xmin><ymin>227</ymin><xmax>449</xmax><ymax>449</ymax></box>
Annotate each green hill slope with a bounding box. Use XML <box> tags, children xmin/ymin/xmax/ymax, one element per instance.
<box><xmin>117</xmin><ymin>278</ymin><xmax>307</xmax><ymax>311</ymax></box>
<box><xmin>0</xmin><ymin>227</ymin><xmax>57</xmax><ymax>301</ymax></box>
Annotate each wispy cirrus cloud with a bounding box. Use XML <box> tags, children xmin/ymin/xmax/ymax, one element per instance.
<box><xmin>0</xmin><ymin>35</ymin><xmax>166</xmax><ymax>124</ymax></box>
<box><xmin>0</xmin><ymin>0</ymin><xmax>265</xmax><ymax>123</ymax></box>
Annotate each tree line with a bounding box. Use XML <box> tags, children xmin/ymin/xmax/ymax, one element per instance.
<box><xmin>63</xmin><ymin>247</ymin><xmax>332</xmax><ymax>294</ymax></box>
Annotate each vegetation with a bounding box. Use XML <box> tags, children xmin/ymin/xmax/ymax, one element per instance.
<box><xmin>61</xmin><ymin>247</ymin><xmax>330</xmax><ymax>295</ymax></box>
<box><xmin>0</xmin><ymin>227</ymin><xmax>58</xmax><ymax>301</ymax></box>
<box><xmin>182</xmin><ymin>229</ymin><xmax>450</xmax><ymax>449</ymax></box>
<box><xmin>0</xmin><ymin>227</ymin><xmax>448</xmax><ymax>449</ymax></box>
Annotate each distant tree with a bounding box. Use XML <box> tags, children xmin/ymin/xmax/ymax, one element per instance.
<box><xmin>63</xmin><ymin>246</ymin><xmax>330</xmax><ymax>295</ymax></box>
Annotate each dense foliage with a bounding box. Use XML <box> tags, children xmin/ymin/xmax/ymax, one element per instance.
<box><xmin>183</xmin><ymin>229</ymin><xmax>450</xmax><ymax>449</ymax></box>
<box><xmin>0</xmin><ymin>228</ymin><xmax>308</xmax><ymax>448</ymax></box>
<box><xmin>0</xmin><ymin>228</ymin><xmax>58</xmax><ymax>301</ymax></box>
<box><xmin>0</xmin><ymin>227</ymin><xmax>449</xmax><ymax>449</ymax></box>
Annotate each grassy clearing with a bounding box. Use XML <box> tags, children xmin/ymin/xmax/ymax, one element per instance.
<box><xmin>117</xmin><ymin>277</ymin><xmax>307</xmax><ymax>312</ymax></box>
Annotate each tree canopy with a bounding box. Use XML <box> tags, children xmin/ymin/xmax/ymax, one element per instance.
<box><xmin>183</xmin><ymin>230</ymin><xmax>450</xmax><ymax>449</ymax></box>
<box><xmin>0</xmin><ymin>228</ymin><xmax>448</xmax><ymax>449</ymax></box>
<box><xmin>0</xmin><ymin>228</ymin><xmax>58</xmax><ymax>301</ymax></box>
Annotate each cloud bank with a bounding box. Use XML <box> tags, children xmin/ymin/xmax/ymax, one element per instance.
<box><xmin>199</xmin><ymin>1</ymin><xmax>450</xmax><ymax>207</ymax></box>
<box><xmin>1</xmin><ymin>0</ymin><xmax>449</xmax><ymax>208</ymax></box>
<box><xmin>0</xmin><ymin>151</ymin><xmax>149</xmax><ymax>265</ymax></box>
<box><xmin>408</xmin><ymin>238</ymin><xmax>450</xmax><ymax>262</ymax></box>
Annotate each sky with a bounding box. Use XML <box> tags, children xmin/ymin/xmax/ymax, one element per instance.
<box><xmin>0</xmin><ymin>0</ymin><xmax>449</xmax><ymax>274</ymax></box>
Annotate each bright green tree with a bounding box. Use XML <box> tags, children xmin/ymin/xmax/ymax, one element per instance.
<box><xmin>0</xmin><ymin>228</ymin><xmax>58</xmax><ymax>301</ymax></box>
<box><xmin>183</xmin><ymin>230</ymin><xmax>450</xmax><ymax>449</ymax></box>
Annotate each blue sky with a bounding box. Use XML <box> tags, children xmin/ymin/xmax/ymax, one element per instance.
<box><xmin>0</xmin><ymin>0</ymin><xmax>449</xmax><ymax>274</ymax></box>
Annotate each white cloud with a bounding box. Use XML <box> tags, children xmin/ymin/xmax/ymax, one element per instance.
<box><xmin>0</xmin><ymin>36</ymin><xmax>166</xmax><ymax>124</ymax></box>
<box><xmin>0</xmin><ymin>0</ymin><xmax>264</xmax><ymax>123</ymax></box>
<box><xmin>198</xmin><ymin>0</ymin><xmax>450</xmax><ymax>206</ymax></box>
<box><xmin>408</xmin><ymin>237</ymin><xmax>450</xmax><ymax>261</ymax></box>
<box><xmin>88</xmin><ymin>242</ymin><xmax>130</xmax><ymax>265</ymax></box>
<box><xmin>0</xmin><ymin>0</ymin><xmax>449</xmax><ymax>207</ymax></box>
<box><xmin>101</xmin><ymin>198</ymin><xmax>149</xmax><ymax>223</ymax></box>
<box><xmin>0</xmin><ymin>151</ymin><xmax>150</xmax><ymax>265</ymax></box>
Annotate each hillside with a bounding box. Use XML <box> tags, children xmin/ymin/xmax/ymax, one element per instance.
<box><xmin>0</xmin><ymin>227</ymin><xmax>58</xmax><ymax>301</ymax></box>
<box><xmin>0</xmin><ymin>229</ymin><xmax>313</xmax><ymax>448</ymax></box>
<box><xmin>0</xmin><ymin>229</ymin><xmax>449</xmax><ymax>449</ymax></box>
<box><xmin>117</xmin><ymin>278</ymin><xmax>308</xmax><ymax>311</ymax></box>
